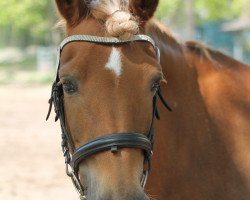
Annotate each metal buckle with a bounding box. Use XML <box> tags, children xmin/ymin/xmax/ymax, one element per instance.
<box><xmin>70</xmin><ymin>172</ymin><xmax>86</xmax><ymax>199</ymax></box>
<box><xmin>140</xmin><ymin>170</ymin><xmax>149</xmax><ymax>189</ymax></box>
<box><xmin>66</xmin><ymin>164</ymin><xmax>86</xmax><ymax>199</ymax></box>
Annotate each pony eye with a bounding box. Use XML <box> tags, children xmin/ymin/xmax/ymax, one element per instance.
<box><xmin>62</xmin><ymin>80</ymin><xmax>77</xmax><ymax>94</ymax></box>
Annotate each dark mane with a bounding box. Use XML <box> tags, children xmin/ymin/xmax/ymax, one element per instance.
<box><xmin>185</xmin><ymin>41</ymin><xmax>249</xmax><ymax>68</ymax></box>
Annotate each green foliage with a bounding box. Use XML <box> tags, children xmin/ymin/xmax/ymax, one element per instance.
<box><xmin>0</xmin><ymin>0</ymin><xmax>248</xmax><ymax>47</ymax></box>
<box><xmin>0</xmin><ymin>0</ymin><xmax>56</xmax><ymax>46</ymax></box>
<box><xmin>195</xmin><ymin>0</ymin><xmax>249</xmax><ymax>22</ymax></box>
<box><xmin>156</xmin><ymin>0</ymin><xmax>181</xmax><ymax>19</ymax></box>
<box><xmin>156</xmin><ymin>0</ymin><xmax>249</xmax><ymax>23</ymax></box>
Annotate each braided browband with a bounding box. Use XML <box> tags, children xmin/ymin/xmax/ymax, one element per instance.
<box><xmin>55</xmin><ymin>34</ymin><xmax>160</xmax><ymax>77</ymax></box>
<box><xmin>59</xmin><ymin>34</ymin><xmax>157</xmax><ymax>50</ymax></box>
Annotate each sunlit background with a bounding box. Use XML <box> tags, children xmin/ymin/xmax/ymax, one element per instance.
<box><xmin>0</xmin><ymin>0</ymin><xmax>249</xmax><ymax>85</ymax></box>
<box><xmin>0</xmin><ymin>1</ymin><xmax>249</xmax><ymax>200</ymax></box>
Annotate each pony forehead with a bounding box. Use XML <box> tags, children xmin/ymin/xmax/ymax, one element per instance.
<box><xmin>105</xmin><ymin>47</ymin><xmax>122</xmax><ymax>76</ymax></box>
<box><xmin>55</xmin><ymin>34</ymin><xmax>160</xmax><ymax>82</ymax></box>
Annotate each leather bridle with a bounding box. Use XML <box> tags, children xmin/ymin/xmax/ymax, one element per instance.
<box><xmin>46</xmin><ymin>34</ymin><xmax>172</xmax><ymax>200</ymax></box>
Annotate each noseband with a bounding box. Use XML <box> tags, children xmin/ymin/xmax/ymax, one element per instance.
<box><xmin>46</xmin><ymin>34</ymin><xmax>172</xmax><ymax>199</ymax></box>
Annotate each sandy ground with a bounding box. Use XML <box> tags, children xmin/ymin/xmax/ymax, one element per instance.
<box><xmin>0</xmin><ymin>84</ymin><xmax>78</xmax><ymax>200</ymax></box>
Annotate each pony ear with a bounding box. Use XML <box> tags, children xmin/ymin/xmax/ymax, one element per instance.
<box><xmin>129</xmin><ymin>0</ymin><xmax>159</xmax><ymax>23</ymax></box>
<box><xmin>55</xmin><ymin>0</ymin><xmax>89</xmax><ymax>26</ymax></box>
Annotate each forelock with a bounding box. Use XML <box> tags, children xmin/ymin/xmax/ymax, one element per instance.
<box><xmin>88</xmin><ymin>0</ymin><xmax>139</xmax><ymax>39</ymax></box>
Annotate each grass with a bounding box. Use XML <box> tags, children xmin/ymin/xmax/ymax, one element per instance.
<box><xmin>0</xmin><ymin>55</ymin><xmax>55</xmax><ymax>85</ymax></box>
<box><xmin>0</xmin><ymin>55</ymin><xmax>37</xmax><ymax>71</ymax></box>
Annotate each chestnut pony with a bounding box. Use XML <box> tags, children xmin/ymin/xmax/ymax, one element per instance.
<box><xmin>47</xmin><ymin>0</ymin><xmax>250</xmax><ymax>199</ymax></box>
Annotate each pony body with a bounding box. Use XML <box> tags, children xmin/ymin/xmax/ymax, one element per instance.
<box><xmin>53</xmin><ymin>0</ymin><xmax>250</xmax><ymax>199</ymax></box>
<box><xmin>146</xmin><ymin>21</ymin><xmax>250</xmax><ymax>199</ymax></box>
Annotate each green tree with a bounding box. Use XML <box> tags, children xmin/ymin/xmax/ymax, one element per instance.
<box><xmin>0</xmin><ymin>0</ymin><xmax>248</xmax><ymax>47</ymax></box>
<box><xmin>156</xmin><ymin>0</ymin><xmax>249</xmax><ymax>23</ymax></box>
<box><xmin>195</xmin><ymin>0</ymin><xmax>249</xmax><ymax>22</ymax></box>
<box><xmin>0</xmin><ymin>0</ymin><xmax>56</xmax><ymax>47</ymax></box>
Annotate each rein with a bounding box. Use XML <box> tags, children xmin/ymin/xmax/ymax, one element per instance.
<box><xmin>46</xmin><ymin>34</ymin><xmax>172</xmax><ymax>200</ymax></box>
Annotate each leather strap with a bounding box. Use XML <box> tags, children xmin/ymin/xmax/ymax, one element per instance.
<box><xmin>71</xmin><ymin>133</ymin><xmax>152</xmax><ymax>172</ymax></box>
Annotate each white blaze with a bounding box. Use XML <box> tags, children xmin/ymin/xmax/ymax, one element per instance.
<box><xmin>105</xmin><ymin>47</ymin><xmax>122</xmax><ymax>76</ymax></box>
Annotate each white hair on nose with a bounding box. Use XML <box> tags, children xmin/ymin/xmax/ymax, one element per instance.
<box><xmin>89</xmin><ymin>0</ymin><xmax>139</xmax><ymax>39</ymax></box>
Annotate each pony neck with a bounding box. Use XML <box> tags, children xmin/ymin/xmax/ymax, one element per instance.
<box><xmin>144</xmin><ymin>20</ymin><xmax>250</xmax><ymax>198</ymax></box>
<box><xmin>145</xmin><ymin>20</ymin><xmax>201</xmax><ymax>108</ymax></box>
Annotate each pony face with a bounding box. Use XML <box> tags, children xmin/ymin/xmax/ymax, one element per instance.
<box><xmin>54</xmin><ymin>1</ymin><xmax>161</xmax><ymax>199</ymax></box>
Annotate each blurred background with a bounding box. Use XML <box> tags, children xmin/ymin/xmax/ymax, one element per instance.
<box><xmin>0</xmin><ymin>0</ymin><xmax>249</xmax><ymax>85</ymax></box>
<box><xmin>0</xmin><ymin>1</ymin><xmax>249</xmax><ymax>200</ymax></box>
